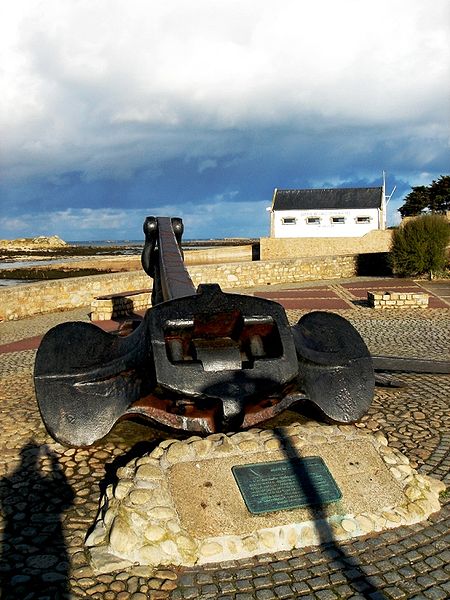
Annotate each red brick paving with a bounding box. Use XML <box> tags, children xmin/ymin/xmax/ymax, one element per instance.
<box><xmin>342</xmin><ymin>279</ymin><xmax>421</xmax><ymax>289</ymax></box>
<box><xmin>276</xmin><ymin>297</ymin><xmax>351</xmax><ymax>310</ymax></box>
<box><xmin>0</xmin><ymin>320</ymin><xmax>126</xmax><ymax>355</ymax></box>
<box><xmin>0</xmin><ymin>335</ymin><xmax>43</xmax><ymax>354</ymax></box>
<box><xmin>348</xmin><ymin>288</ymin><xmax>420</xmax><ymax>297</ymax></box>
<box><xmin>340</xmin><ymin>279</ymin><xmax>449</xmax><ymax>308</ymax></box>
<box><xmin>255</xmin><ymin>287</ymin><xmax>351</xmax><ymax>310</ymax></box>
<box><xmin>426</xmin><ymin>296</ymin><xmax>449</xmax><ymax>308</ymax></box>
<box><xmin>256</xmin><ymin>288</ymin><xmax>330</xmax><ymax>298</ymax></box>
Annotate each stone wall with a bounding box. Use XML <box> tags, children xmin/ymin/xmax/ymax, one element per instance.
<box><xmin>185</xmin><ymin>245</ymin><xmax>254</xmax><ymax>264</ymax></box>
<box><xmin>260</xmin><ymin>229</ymin><xmax>393</xmax><ymax>260</ymax></box>
<box><xmin>0</xmin><ymin>272</ymin><xmax>150</xmax><ymax>322</ymax></box>
<box><xmin>189</xmin><ymin>254</ymin><xmax>357</xmax><ymax>289</ymax></box>
<box><xmin>0</xmin><ymin>254</ymin><xmax>357</xmax><ymax>321</ymax></box>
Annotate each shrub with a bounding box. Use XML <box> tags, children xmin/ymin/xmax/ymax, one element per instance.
<box><xmin>390</xmin><ymin>214</ymin><xmax>450</xmax><ymax>278</ymax></box>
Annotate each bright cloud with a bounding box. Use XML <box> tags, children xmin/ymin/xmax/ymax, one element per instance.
<box><xmin>0</xmin><ymin>1</ymin><xmax>448</xmax><ymax>239</ymax></box>
<box><xmin>2</xmin><ymin>0</ymin><xmax>448</xmax><ymax>178</ymax></box>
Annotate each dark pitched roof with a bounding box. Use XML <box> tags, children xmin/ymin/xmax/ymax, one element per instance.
<box><xmin>273</xmin><ymin>187</ymin><xmax>383</xmax><ymax>211</ymax></box>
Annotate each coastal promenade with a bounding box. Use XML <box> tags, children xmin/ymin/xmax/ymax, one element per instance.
<box><xmin>0</xmin><ymin>277</ymin><xmax>449</xmax><ymax>599</ymax></box>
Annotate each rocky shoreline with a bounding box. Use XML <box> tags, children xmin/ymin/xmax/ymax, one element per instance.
<box><xmin>1</xmin><ymin>244</ymin><xmax>141</xmax><ymax>262</ymax></box>
<box><xmin>0</xmin><ymin>237</ymin><xmax>144</xmax><ymax>283</ymax></box>
<box><xmin>0</xmin><ymin>235</ymin><xmax>68</xmax><ymax>250</ymax></box>
<box><xmin>0</xmin><ymin>256</ymin><xmax>141</xmax><ymax>283</ymax></box>
<box><xmin>0</xmin><ymin>237</ymin><xmax>258</xmax><ymax>284</ymax></box>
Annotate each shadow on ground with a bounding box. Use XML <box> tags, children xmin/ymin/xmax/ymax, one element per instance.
<box><xmin>0</xmin><ymin>441</ymin><xmax>74</xmax><ymax>600</ymax></box>
<box><xmin>274</xmin><ymin>428</ymin><xmax>387</xmax><ymax>599</ymax></box>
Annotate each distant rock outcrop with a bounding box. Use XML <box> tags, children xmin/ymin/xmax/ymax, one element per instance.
<box><xmin>0</xmin><ymin>235</ymin><xmax>68</xmax><ymax>250</ymax></box>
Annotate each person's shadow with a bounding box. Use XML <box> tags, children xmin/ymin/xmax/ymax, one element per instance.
<box><xmin>0</xmin><ymin>441</ymin><xmax>74</xmax><ymax>600</ymax></box>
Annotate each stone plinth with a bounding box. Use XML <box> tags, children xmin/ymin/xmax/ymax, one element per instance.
<box><xmin>368</xmin><ymin>290</ymin><xmax>429</xmax><ymax>309</ymax></box>
<box><xmin>91</xmin><ymin>289</ymin><xmax>151</xmax><ymax>320</ymax></box>
<box><xmin>86</xmin><ymin>422</ymin><xmax>445</xmax><ymax>574</ymax></box>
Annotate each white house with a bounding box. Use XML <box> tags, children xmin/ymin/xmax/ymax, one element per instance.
<box><xmin>269</xmin><ymin>186</ymin><xmax>386</xmax><ymax>238</ymax></box>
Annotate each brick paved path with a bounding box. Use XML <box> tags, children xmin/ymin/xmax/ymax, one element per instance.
<box><xmin>0</xmin><ymin>277</ymin><xmax>449</xmax><ymax>599</ymax></box>
<box><xmin>254</xmin><ymin>279</ymin><xmax>449</xmax><ymax>311</ymax></box>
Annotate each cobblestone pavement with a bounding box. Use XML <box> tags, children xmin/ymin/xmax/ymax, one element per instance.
<box><xmin>0</xmin><ymin>281</ymin><xmax>449</xmax><ymax>599</ymax></box>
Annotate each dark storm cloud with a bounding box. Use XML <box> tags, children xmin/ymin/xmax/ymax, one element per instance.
<box><xmin>1</xmin><ymin>1</ymin><xmax>449</xmax><ymax>239</ymax></box>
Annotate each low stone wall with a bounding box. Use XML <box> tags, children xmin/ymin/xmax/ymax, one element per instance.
<box><xmin>185</xmin><ymin>245</ymin><xmax>254</xmax><ymax>265</ymax></box>
<box><xmin>368</xmin><ymin>290</ymin><xmax>429</xmax><ymax>309</ymax></box>
<box><xmin>189</xmin><ymin>254</ymin><xmax>356</xmax><ymax>289</ymax></box>
<box><xmin>0</xmin><ymin>254</ymin><xmax>357</xmax><ymax>321</ymax></box>
<box><xmin>260</xmin><ymin>230</ymin><xmax>393</xmax><ymax>260</ymax></box>
<box><xmin>0</xmin><ymin>272</ymin><xmax>150</xmax><ymax>322</ymax></box>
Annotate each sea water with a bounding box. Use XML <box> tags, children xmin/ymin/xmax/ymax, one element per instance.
<box><xmin>0</xmin><ymin>240</ymin><xmax>144</xmax><ymax>286</ymax></box>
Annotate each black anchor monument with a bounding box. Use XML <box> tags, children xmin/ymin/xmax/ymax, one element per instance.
<box><xmin>34</xmin><ymin>217</ymin><xmax>449</xmax><ymax>447</ymax></box>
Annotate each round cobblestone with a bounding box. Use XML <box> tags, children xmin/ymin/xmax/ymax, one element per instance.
<box><xmin>0</xmin><ymin>286</ymin><xmax>448</xmax><ymax>599</ymax></box>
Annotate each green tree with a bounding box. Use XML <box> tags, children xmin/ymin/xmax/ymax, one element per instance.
<box><xmin>398</xmin><ymin>185</ymin><xmax>430</xmax><ymax>217</ymax></box>
<box><xmin>429</xmin><ymin>175</ymin><xmax>450</xmax><ymax>213</ymax></box>
<box><xmin>399</xmin><ymin>175</ymin><xmax>450</xmax><ymax>217</ymax></box>
<box><xmin>390</xmin><ymin>214</ymin><xmax>450</xmax><ymax>278</ymax></box>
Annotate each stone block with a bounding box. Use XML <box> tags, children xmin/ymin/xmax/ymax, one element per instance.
<box><xmin>86</xmin><ymin>424</ymin><xmax>445</xmax><ymax>573</ymax></box>
<box><xmin>368</xmin><ymin>290</ymin><xmax>429</xmax><ymax>310</ymax></box>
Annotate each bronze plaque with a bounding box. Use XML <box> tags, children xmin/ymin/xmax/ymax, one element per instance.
<box><xmin>232</xmin><ymin>457</ymin><xmax>341</xmax><ymax>514</ymax></box>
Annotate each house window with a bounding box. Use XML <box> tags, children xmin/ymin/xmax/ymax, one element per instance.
<box><xmin>282</xmin><ymin>217</ymin><xmax>297</xmax><ymax>225</ymax></box>
<box><xmin>306</xmin><ymin>217</ymin><xmax>321</xmax><ymax>225</ymax></box>
<box><xmin>356</xmin><ymin>216</ymin><xmax>371</xmax><ymax>224</ymax></box>
<box><xmin>331</xmin><ymin>216</ymin><xmax>345</xmax><ymax>224</ymax></box>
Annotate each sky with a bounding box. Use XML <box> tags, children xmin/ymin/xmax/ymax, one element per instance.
<box><xmin>0</xmin><ymin>1</ymin><xmax>449</xmax><ymax>241</ymax></box>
